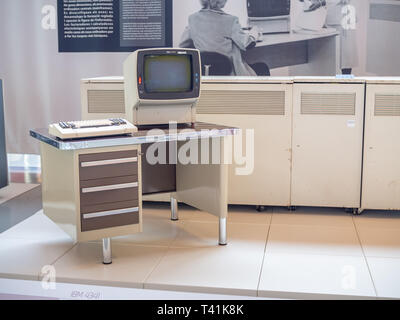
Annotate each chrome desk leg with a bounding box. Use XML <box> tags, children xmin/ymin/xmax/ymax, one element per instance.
<box><xmin>219</xmin><ymin>217</ymin><xmax>227</xmax><ymax>246</ymax></box>
<box><xmin>171</xmin><ymin>197</ymin><xmax>179</xmax><ymax>221</ymax></box>
<box><xmin>102</xmin><ymin>238</ymin><xmax>112</xmax><ymax>265</ymax></box>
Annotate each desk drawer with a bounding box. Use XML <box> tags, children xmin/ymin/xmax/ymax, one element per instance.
<box><xmin>79</xmin><ymin>150</ymin><xmax>138</xmax><ymax>181</ymax></box>
<box><xmin>80</xmin><ymin>201</ymin><xmax>139</xmax><ymax>232</ymax></box>
<box><xmin>80</xmin><ymin>175</ymin><xmax>138</xmax><ymax>206</ymax></box>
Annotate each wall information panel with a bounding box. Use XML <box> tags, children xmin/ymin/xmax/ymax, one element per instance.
<box><xmin>57</xmin><ymin>0</ymin><xmax>172</xmax><ymax>52</ymax></box>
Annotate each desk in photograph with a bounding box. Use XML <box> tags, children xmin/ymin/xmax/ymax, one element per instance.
<box><xmin>244</xmin><ymin>31</ymin><xmax>339</xmax><ymax>76</ymax></box>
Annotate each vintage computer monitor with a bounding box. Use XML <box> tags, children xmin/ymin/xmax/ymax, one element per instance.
<box><xmin>247</xmin><ymin>0</ymin><xmax>291</xmax><ymax>34</ymax></box>
<box><xmin>123</xmin><ymin>48</ymin><xmax>201</xmax><ymax>126</ymax></box>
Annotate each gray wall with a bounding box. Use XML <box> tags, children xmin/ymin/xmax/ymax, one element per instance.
<box><xmin>0</xmin><ymin>0</ymin><xmax>130</xmax><ymax>154</ymax></box>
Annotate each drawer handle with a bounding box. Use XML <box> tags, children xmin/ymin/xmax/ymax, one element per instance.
<box><xmin>83</xmin><ymin>207</ymin><xmax>139</xmax><ymax>219</ymax></box>
<box><xmin>82</xmin><ymin>182</ymin><xmax>138</xmax><ymax>193</ymax></box>
<box><xmin>81</xmin><ymin>157</ymin><xmax>138</xmax><ymax>168</ymax></box>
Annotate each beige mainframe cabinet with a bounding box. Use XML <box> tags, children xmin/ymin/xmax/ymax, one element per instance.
<box><xmin>81</xmin><ymin>77</ymin><xmax>126</xmax><ymax>121</ymax></box>
<box><xmin>81</xmin><ymin>76</ymin><xmax>400</xmax><ymax>213</ymax></box>
<box><xmin>81</xmin><ymin>77</ymin><xmax>294</xmax><ymax>207</ymax></box>
<box><xmin>361</xmin><ymin>78</ymin><xmax>400</xmax><ymax>211</ymax></box>
<box><xmin>197</xmin><ymin>77</ymin><xmax>293</xmax><ymax>207</ymax></box>
<box><xmin>291</xmin><ymin>78</ymin><xmax>366</xmax><ymax>210</ymax></box>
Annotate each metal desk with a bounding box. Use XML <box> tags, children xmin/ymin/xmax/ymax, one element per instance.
<box><xmin>31</xmin><ymin>122</ymin><xmax>238</xmax><ymax>264</ymax></box>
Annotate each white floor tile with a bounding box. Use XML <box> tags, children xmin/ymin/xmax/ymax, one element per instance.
<box><xmin>145</xmin><ymin>245</ymin><xmax>264</xmax><ymax>296</ymax></box>
<box><xmin>0</xmin><ymin>183</ymin><xmax>39</xmax><ymax>205</ymax></box>
<box><xmin>354</xmin><ymin>211</ymin><xmax>400</xmax><ymax>229</ymax></box>
<box><xmin>258</xmin><ymin>253</ymin><xmax>376</xmax><ymax>299</ymax></box>
<box><xmin>0</xmin><ymin>237</ymin><xmax>75</xmax><ymax>281</ymax></box>
<box><xmin>171</xmin><ymin>220</ymin><xmax>269</xmax><ymax>249</ymax></box>
<box><xmin>357</xmin><ymin>227</ymin><xmax>400</xmax><ymax>258</ymax></box>
<box><xmin>272</xmin><ymin>206</ymin><xmax>354</xmax><ymax>228</ymax></box>
<box><xmin>3</xmin><ymin>203</ymin><xmax>400</xmax><ymax>299</ymax></box>
<box><xmin>0</xmin><ymin>211</ymin><xmax>70</xmax><ymax>241</ymax></box>
<box><xmin>143</xmin><ymin>202</ymin><xmax>174</xmax><ymax>221</ymax></box>
<box><xmin>174</xmin><ymin>205</ymin><xmax>220</xmax><ymax>222</ymax></box>
<box><xmin>144</xmin><ymin>202</ymin><xmax>219</xmax><ymax>223</ymax></box>
<box><xmin>112</xmin><ymin>216</ymin><xmax>183</xmax><ymax>247</ymax></box>
<box><xmin>366</xmin><ymin>257</ymin><xmax>400</xmax><ymax>299</ymax></box>
<box><xmin>174</xmin><ymin>204</ymin><xmax>272</xmax><ymax>225</ymax></box>
<box><xmin>53</xmin><ymin>242</ymin><xmax>168</xmax><ymax>288</ymax></box>
<box><xmin>227</xmin><ymin>205</ymin><xmax>272</xmax><ymax>225</ymax></box>
<box><xmin>266</xmin><ymin>224</ymin><xmax>363</xmax><ymax>257</ymax></box>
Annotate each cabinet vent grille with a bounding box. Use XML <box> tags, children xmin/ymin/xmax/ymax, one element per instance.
<box><xmin>88</xmin><ymin>90</ymin><xmax>125</xmax><ymax>114</ymax></box>
<box><xmin>197</xmin><ymin>90</ymin><xmax>286</xmax><ymax>115</ymax></box>
<box><xmin>375</xmin><ymin>94</ymin><xmax>400</xmax><ymax>116</ymax></box>
<box><xmin>301</xmin><ymin>93</ymin><xmax>356</xmax><ymax>115</ymax></box>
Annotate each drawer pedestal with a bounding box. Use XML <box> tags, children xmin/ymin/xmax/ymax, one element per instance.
<box><xmin>41</xmin><ymin>143</ymin><xmax>142</xmax><ymax>247</ymax></box>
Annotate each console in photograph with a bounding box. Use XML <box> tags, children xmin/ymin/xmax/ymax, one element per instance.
<box><xmin>247</xmin><ymin>0</ymin><xmax>291</xmax><ymax>34</ymax></box>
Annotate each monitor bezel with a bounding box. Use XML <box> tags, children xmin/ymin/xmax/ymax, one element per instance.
<box><xmin>247</xmin><ymin>0</ymin><xmax>291</xmax><ymax>18</ymax></box>
<box><xmin>136</xmin><ymin>49</ymin><xmax>201</xmax><ymax>100</ymax></box>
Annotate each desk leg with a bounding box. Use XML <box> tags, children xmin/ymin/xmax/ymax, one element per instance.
<box><xmin>219</xmin><ymin>217</ymin><xmax>227</xmax><ymax>246</ymax></box>
<box><xmin>176</xmin><ymin>136</ymin><xmax>229</xmax><ymax>245</ymax></box>
<box><xmin>170</xmin><ymin>196</ymin><xmax>179</xmax><ymax>221</ymax></box>
<box><xmin>289</xmin><ymin>36</ymin><xmax>339</xmax><ymax>76</ymax></box>
<box><xmin>102</xmin><ymin>238</ymin><xmax>112</xmax><ymax>265</ymax></box>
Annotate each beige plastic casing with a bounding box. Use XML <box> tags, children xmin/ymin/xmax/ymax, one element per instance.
<box><xmin>362</xmin><ymin>79</ymin><xmax>400</xmax><ymax>211</ymax></box>
<box><xmin>197</xmin><ymin>77</ymin><xmax>293</xmax><ymax>206</ymax></box>
<box><xmin>123</xmin><ymin>48</ymin><xmax>199</xmax><ymax>126</ymax></box>
<box><xmin>291</xmin><ymin>79</ymin><xmax>365</xmax><ymax>208</ymax></box>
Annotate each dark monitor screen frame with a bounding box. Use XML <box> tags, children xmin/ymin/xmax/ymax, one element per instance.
<box><xmin>247</xmin><ymin>0</ymin><xmax>291</xmax><ymax>18</ymax></box>
<box><xmin>136</xmin><ymin>49</ymin><xmax>201</xmax><ymax>100</ymax></box>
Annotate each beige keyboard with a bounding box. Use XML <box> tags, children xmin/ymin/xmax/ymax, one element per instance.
<box><xmin>49</xmin><ymin>118</ymin><xmax>138</xmax><ymax>140</ymax></box>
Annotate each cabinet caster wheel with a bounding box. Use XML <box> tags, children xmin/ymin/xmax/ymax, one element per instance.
<box><xmin>345</xmin><ymin>208</ymin><xmax>361</xmax><ymax>215</ymax></box>
<box><xmin>256</xmin><ymin>205</ymin><xmax>265</xmax><ymax>212</ymax></box>
<box><xmin>288</xmin><ymin>206</ymin><xmax>297</xmax><ymax>211</ymax></box>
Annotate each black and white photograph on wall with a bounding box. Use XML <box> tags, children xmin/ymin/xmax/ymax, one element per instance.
<box><xmin>173</xmin><ymin>0</ymin><xmax>399</xmax><ymax>77</ymax></box>
<box><xmin>0</xmin><ymin>0</ymin><xmax>400</xmax><ymax>154</ymax></box>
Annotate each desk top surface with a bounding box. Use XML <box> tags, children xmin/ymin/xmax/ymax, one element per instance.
<box><xmin>255</xmin><ymin>30</ymin><xmax>338</xmax><ymax>47</ymax></box>
<box><xmin>30</xmin><ymin>122</ymin><xmax>238</xmax><ymax>151</ymax></box>
<box><xmin>83</xmin><ymin>76</ymin><xmax>400</xmax><ymax>85</ymax></box>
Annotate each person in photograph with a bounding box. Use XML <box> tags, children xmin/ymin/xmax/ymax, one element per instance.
<box><xmin>179</xmin><ymin>0</ymin><xmax>269</xmax><ymax>76</ymax></box>
<box><xmin>325</xmin><ymin>0</ymin><xmax>359</xmax><ymax>74</ymax></box>
<box><xmin>300</xmin><ymin>0</ymin><xmax>327</xmax><ymax>12</ymax></box>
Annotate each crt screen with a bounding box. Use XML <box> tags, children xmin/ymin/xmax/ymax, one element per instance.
<box><xmin>143</xmin><ymin>55</ymin><xmax>193</xmax><ymax>93</ymax></box>
<box><xmin>247</xmin><ymin>0</ymin><xmax>290</xmax><ymax>18</ymax></box>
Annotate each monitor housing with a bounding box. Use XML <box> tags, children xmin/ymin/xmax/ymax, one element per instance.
<box><xmin>247</xmin><ymin>0</ymin><xmax>291</xmax><ymax>34</ymax></box>
<box><xmin>123</xmin><ymin>48</ymin><xmax>201</xmax><ymax>126</ymax></box>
